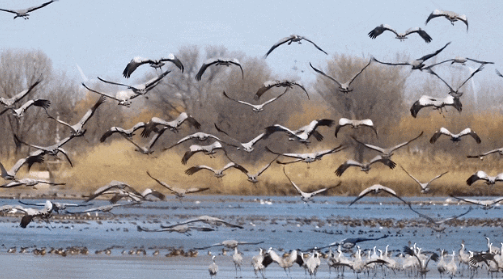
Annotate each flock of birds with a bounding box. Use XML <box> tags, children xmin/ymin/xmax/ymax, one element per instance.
<box><xmin>2</xmin><ymin>1</ymin><xmax>503</xmax><ymax>278</ymax></box>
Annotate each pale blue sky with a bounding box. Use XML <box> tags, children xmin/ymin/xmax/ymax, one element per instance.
<box><xmin>1</xmin><ymin>0</ymin><xmax>502</xmax><ymax>91</ymax></box>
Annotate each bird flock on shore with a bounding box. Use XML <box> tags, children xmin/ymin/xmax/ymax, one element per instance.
<box><xmin>2</xmin><ymin>2</ymin><xmax>503</xmax><ymax>278</ymax></box>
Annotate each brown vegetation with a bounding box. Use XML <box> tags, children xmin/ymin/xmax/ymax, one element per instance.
<box><xmin>1</xmin><ymin>48</ymin><xmax>503</xmax><ymax>199</ymax></box>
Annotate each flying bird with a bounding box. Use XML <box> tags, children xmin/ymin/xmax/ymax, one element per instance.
<box><xmin>264</xmin><ymin>34</ymin><xmax>328</xmax><ymax>58</ymax></box>
<box><xmin>349</xmin><ymin>184</ymin><xmax>407</xmax><ymax>206</ymax></box>
<box><xmin>426</xmin><ymin>10</ymin><xmax>468</xmax><ymax>30</ymax></box>
<box><xmin>368</xmin><ymin>24</ymin><xmax>432</xmax><ymax>43</ymax></box>
<box><xmin>467</xmin><ymin>147</ymin><xmax>503</xmax><ymax>160</ymax></box>
<box><xmin>222</xmin><ymin>90</ymin><xmax>287</xmax><ymax>112</ymax></box>
<box><xmin>0</xmin><ymin>0</ymin><xmax>58</xmax><ymax>19</ymax></box>
<box><xmin>237</xmin><ymin>156</ymin><xmax>278</xmax><ymax>183</ymax></box>
<box><xmin>335</xmin><ymin>118</ymin><xmax>378</xmax><ymax>138</ymax></box>
<box><xmin>81</xmin><ymin>83</ymin><xmax>138</xmax><ymax>107</ymax></box>
<box><xmin>46</xmin><ymin>96</ymin><xmax>106</xmax><ymax>137</ymax></box>
<box><xmin>122</xmin><ymin>54</ymin><xmax>184</xmax><ymax>78</ymax></box>
<box><xmin>196</xmin><ymin>240</ymin><xmax>264</xmax><ymax>250</ymax></box>
<box><xmin>0</xmin><ymin>99</ymin><xmax>51</xmax><ymax>120</ymax></box>
<box><xmin>163</xmin><ymin>132</ymin><xmax>222</xmax><ymax>150</ymax></box>
<box><xmin>100</xmin><ymin>122</ymin><xmax>147</xmax><ymax>142</ymax></box>
<box><xmin>108</xmin><ymin>188</ymin><xmax>165</xmax><ymax>204</ymax></box>
<box><xmin>351</xmin><ymin>131</ymin><xmax>423</xmax><ymax>159</ymax></box>
<box><xmin>0</xmin><ymin>78</ymin><xmax>42</xmax><ymax>108</ymax></box>
<box><xmin>147</xmin><ymin>171</ymin><xmax>210</xmax><ymax>197</ymax></box>
<box><xmin>400</xmin><ymin>165</ymin><xmax>448</xmax><ymax>194</ymax></box>
<box><xmin>429</xmin><ymin>127</ymin><xmax>481</xmax><ymax>144</ymax></box>
<box><xmin>120</xmin><ymin>127</ymin><xmax>168</xmax><ymax>154</ymax></box>
<box><xmin>466</xmin><ymin>171</ymin><xmax>503</xmax><ymax>186</ymax></box>
<box><xmin>137</xmin><ymin>224</ymin><xmax>214</xmax><ymax>235</ymax></box>
<box><xmin>16</xmin><ymin>200</ymin><xmax>54</xmax><ymax>228</ymax></box>
<box><xmin>263</xmin><ymin>119</ymin><xmax>335</xmax><ymax>143</ymax></box>
<box><xmin>0</xmin><ymin>154</ymin><xmax>44</xmax><ymax>180</ymax></box>
<box><xmin>195</xmin><ymin>58</ymin><xmax>244</xmax><ymax>81</ymax></box>
<box><xmin>410</xmin><ymin>95</ymin><xmax>462</xmax><ymax>118</ymax></box>
<box><xmin>449</xmin><ymin>195</ymin><xmax>503</xmax><ymax>209</ymax></box>
<box><xmin>14</xmin><ymin>135</ymin><xmax>76</xmax><ymax>167</ymax></box>
<box><xmin>185</xmin><ymin>162</ymin><xmax>248</xmax><ymax>178</ymax></box>
<box><xmin>141</xmin><ymin>112</ymin><xmax>201</xmax><ymax>138</ymax></box>
<box><xmin>283</xmin><ymin>167</ymin><xmax>341</xmax><ymax>203</ymax></box>
<box><xmin>335</xmin><ymin>155</ymin><xmax>396</xmax><ymax>177</ymax></box>
<box><xmin>181</xmin><ymin>141</ymin><xmax>225</xmax><ymax>165</ymax></box>
<box><xmin>407</xmin><ymin>204</ymin><xmax>473</xmax><ymax>229</ymax></box>
<box><xmin>1</xmin><ymin>178</ymin><xmax>64</xmax><ymax>188</ymax></box>
<box><xmin>267</xmin><ymin>145</ymin><xmax>344</xmax><ymax>165</ymax></box>
<box><xmin>426</xmin><ymin>57</ymin><xmax>493</xmax><ymax>69</ymax></box>
<box><xmin>255</xmin><ymin>80</ymin><xmax>309</xmax><ymax>100</ymax></box>
<box><xmin>161</xmin><ymin>215</ymin><xmax>243</xmax><ymax>229</ymax></box>
<box><xmin>426</xmin><ymin>65</ymin><xmax>484</xmax><ymax>97</ymax></box>
<box><xmin>98</xmin><ymin>69</ymin><xmax>171</xmax><ymax>96</ymax></box>
<box><xmin>18</xmin><ymin>200</ymin><xmax>88</xmax><ymax>214</ymax></box>
<box><xmin>310</xmin><ymin>59</ymin><xmax>372</xmax><ymax>93</ymax></box>
<box><xmin>84</xmin><ymin>181</ymin><xmax>145</xmax><ymax>203</ymax></box>
<box><xmin>372</xmin><ymin>42</ymin><xmax>450</xmax><ymax>70</ymax></box>
<box><xmin>214</xmin><ymin>123</ymin><xmax>266</xmax><ymax>152</ymax></box>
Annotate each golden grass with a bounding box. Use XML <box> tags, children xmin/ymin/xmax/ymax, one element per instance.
<box><xmin>3</xmin><ymin>107</ymin><xmax>503</xmax><ymax>198</ymax></box>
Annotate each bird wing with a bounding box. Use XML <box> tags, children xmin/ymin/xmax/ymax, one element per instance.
<box><xmin>456</xmin><ymin>65</ymin><xmax>484</xmax><ymax>92</ymax></box>
<box><xmin>81</xmin><ymin>83</ymin><xmax>123</xmax><ymax>102</ymax></box>
<box><xmin>347</xmin><ymin>58</ymin><xmax>372</xmax><ymax>86</ymax></box>
<box><xmin>260</xmin><ymin>88</ymin><xmax>288</xmax><ymax>107</ymax></box>
<box><xmin>146</xmin><ymin>171</ymin><xmax>177</xmax><ymax>193</ymax></box>
<box><xmin>254</xmin><ymin>82</ymin><xmax>275</xmax><ymax>99</ymax></box>
<box><xmin>76</xmin><ymin>96</ymin><xmax>106</xmax><ymax>129</ymax></box>
<box><xmin>264</xmin><ymin>35</ymin><xmax>293</xmax><ymax>58</ymax></box>
<box><xmin>97</xmin><ymin>77</ymin><xmax>130</xmax><ymax>88</ymax></box>
<box><xmin>496</xmin><ymin>69</ymin><xmax>503</xmax><ymax>78</ymax></box>
<box><xmin>449</xmin><ymin>195</ymin><xmax>485</xmax><ymax>206</ymax></box>
<box><xmin>335</xmin><ymin>160</ymin><xmax>362</xmax><ymax>177</ymax></box>
<box><xmin>185</xmin><ymin>187</ymin><xmax>210</xmax><ymax>194</ymax></box>
<box><xmin>428</xmin><ymin>171</ymin><xmax>449</xmax><ymax>184</ymax></box>
<box><xmin>291</xmin><ymin>81</ymin><xmax>310</xmax><ymax>100</ymax></box>
<box><xmin>456</xmin><ymin>14</ymin><xmax>469</xmax><ymax>30</ymax></box>
<box><xmin>309</xmin><ymin>63</ymin><xmax>342</xmax><ymax>87</ymax></box>
<box><xmin>0</xmin><ymin>8</ymin><xmax>17</xmax><ymax>14</ymax></box>
<box><xmin>350</xmin><ymin>136</ymin><xmax>385</xmax><ymax>153</ymax></box>
<box><xmin>122</xmin><ymin>57</ymin><xmax>152</xmax><ymax>78</ymax></box>
<box><xmin>369</xmin><ymin>155</ymin><xmax>396</xmax><ymax>169</ymax></box>
<box><xmin>229</xmin><ymin>60</ymin><xmax>244</xmax><ymax>79</ymax></box>
<box><xmin>430</xmin><ymin>127</ymin><xmax>450</xmax><ymax>144</ymax></box>
<box><xmin>8</xmin><ymin>79</ymin><xmax>42</xmax><ymax>105</ymax></box>
<box><xmin>57</xmin><ymin>148</ymin><xmax>73</xmax><ymax>167</ymax></box>
<box><xmin>159</xmin><ymin>54</ymin><xmax>185</xmax><ymax>72</ymax></box>
<box><xmin>426</xmin><ymin>68</ymin><xmax>455</xmax><ymax>92</ymax></box>
<box><xmin>25</xmin><ymin>0</ymin><xmax>56</xmax><ymax>13</ymax></box>
<box><xmin>389</xmin><ymin>131</ymin><xmax>424</xmax><ymax>152</ymax></box>
<box><xmin>282</xmin><ymin>167</ymin><xmax>304</xmax><ymax>195</ymax></box>
<box><xmin>185</xmin><ymin>165</ymin><xmax>215</xmax><ymax>176</ymax></box>
<box><xmin>263</xmin><ymin>124</ymin><xmax>296</xmax><ymax>139</ymax></box>
<box><xmin>400</xmin><ymin>166</ymin><xmax>423</xmax><ymax>186</ymax></box>
<box><xmin>425</xmin><ymin>9</ymin><xmax>445</xmax><ymax>25</ymax></box>
<box><xmin>195</xmin><ymin>58</ymin><xmax>218</xmax><ymax>81</ymax></box>
<box><xmin>255</xmin><ymin>156</ymin><xmax>278</xmax><ymax>177</ymax></box>
<box><xmin>467</xmin><ymin>148</ymin><xmax>503</xmax><ymax>158</ymax></box>
<box><xmin>141</xmin><ymin>188</ymin><xmax>165</xmax><ymax>200</ymax></box>
<box><xmin>405</xmin><ymin>27</ymin><xmax>432</xmax><ymax>43</ymax></box>
<box><xmin>221</xmin><ymin>162</ymin><xmax>248</xmax><ymax>174</ymax></box>
<box><xmin>466</xmin><ymin>58</ymin><xmax>493</xmax><ymax>65</ymax></box>
<box><xmin>371</xmin><ymin>56</ymin><xmax>410</xmax><ymax>66</ymax></box>
<box><xmin>144</xmin><ymin>69</ymin><xmax>171</xmax><ymax>90</ymax></box>
<box><xmin>417</xmin><ymin>42</ymin><xmax>451</xmax><ymax>62</ymax></box>
<box><xmin>300</xmin><ymin>37</ymin><xmax>328</xmax><ymax>55</ymax></box>
<box><xmin>368</xmin><ymin>24</ymin><xmax>399</xmax><ymax>39</ymax></box>
<box><xmin>467</xmin><ymin>171</ymin><xmax>487</xmax><ymax>186</ymax></box>
<box><xmin>458</xmin><ymin>128</ymin><xmax>481</xmax><ymax>143</ymax></box>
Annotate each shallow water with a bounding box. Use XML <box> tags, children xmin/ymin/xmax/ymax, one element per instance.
<box><xmin>0</xmin><ymin>196</ymin><xmax>501</xmax><ymax>278</ymax></box>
